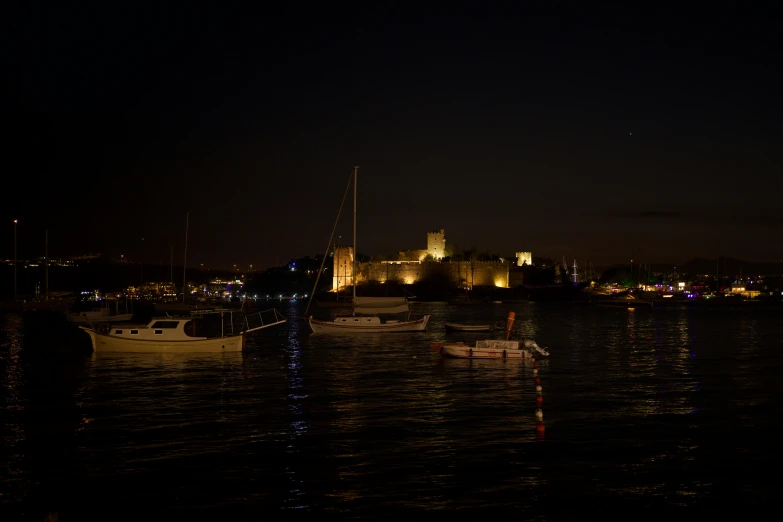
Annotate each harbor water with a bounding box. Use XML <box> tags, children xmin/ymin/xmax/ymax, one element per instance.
<box><xmin>2</xmin><ymin>301</ymin><xmax>782</xmax><ymax>519</ymax></box>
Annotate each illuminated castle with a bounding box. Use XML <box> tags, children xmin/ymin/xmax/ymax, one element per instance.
<box><xmin>332</xmin><ymin>229</ymin><xmax>531</xmax><ymax>290</ymax></box>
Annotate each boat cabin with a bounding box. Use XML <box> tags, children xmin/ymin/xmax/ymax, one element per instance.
<box><xmin>108</xmin><ymin>318</ymin><xmax>207</xmax><ymax>341</ymax></box>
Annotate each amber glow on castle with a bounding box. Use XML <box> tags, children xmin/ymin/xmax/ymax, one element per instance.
<box><xmin>332</xmin><ymin>229</ymin><xmax>531</xmax><ymax>291</ymax></box>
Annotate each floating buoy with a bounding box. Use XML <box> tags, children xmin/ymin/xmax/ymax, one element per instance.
<box><xmin>535</xmin><ymin>409</ymin><xmax>543</xmax><ymax>422</ymax></box>
<box><xmin>533</xmin><ymin>361</ymin><xmax>538</xmax><ymax>369</ymax></box>
<box><xmin>534</xmin><ymin>377</ymin><xmax>541</xmax><ymax>385</ymax></box>
<box><xmin>536</xmin><ymin>395</ymin><xmax>543</xmax><ymax>406</ymax></box>
<box><xmin>532</xmin><ymin>368</ymin><xmax>538</xmax><ymax>376</ymax></box>
<box><xmin>505</xmin><ymin>311</ymin><xmax>516</xmax><ymax>340</ymax></box>
<box><xmin>535</xmin><ymin>385</ymin><xmax>542</xmax><ymax>394</ymax></box>
<box><xmin>536</xmin><ymin>422</ymin><xmax>545</xmax><ymax>433</ymax></box>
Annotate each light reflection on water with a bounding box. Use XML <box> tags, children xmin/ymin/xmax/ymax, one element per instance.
<box><xmin>1</xmin><ymin>302</ymin><xmax>783</xmax><ymax>518</ymax></box>
<box><xmin>1</xmin><ymin>313</ymin><xmax>26</xmax><ymax>507</ymax></box>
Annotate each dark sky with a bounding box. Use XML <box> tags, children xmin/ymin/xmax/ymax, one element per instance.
<box><xmin>4</xmin><ymin>3</ymin><xmax>781</xmax><ymax>269</ymax></box>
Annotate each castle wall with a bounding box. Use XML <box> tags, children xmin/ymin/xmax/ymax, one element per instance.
<box><xmin>363</xmin><ymin>262</ymin><xmax>424</xmax><ymax>285</ymax></box>
<box><xmin>332</xmin><ymin>246</ymin><xmax>354</xmax><ymax>290</ymax></box>
<box><xmin>359</xmin><ymin>260</ymin><xmax>510</xmax><ymax>288</ymax></box>
<box><xmin>509</xmin><ymin>269</ymin><xmax>524</xmax><ymax>287</ymax></box>
<box><xmin>396</xmin><ymin>249</ymin><xmax>427</xmax><ymax>262</ymax></box>
<box><xmin>449</xmin><ymin>261</ymin><xmax>509</xmax><ymax>287</ymax></box>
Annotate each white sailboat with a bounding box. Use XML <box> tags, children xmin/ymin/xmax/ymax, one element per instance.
<box><xmin>308</xmin><ymin>166</ymin><xmax>431</xmax><ymax>334</ymax></box>
<box><xmin>65</xmin><ymin>297</ymin><xmax>134</xmax><ymax>324</ymax></box>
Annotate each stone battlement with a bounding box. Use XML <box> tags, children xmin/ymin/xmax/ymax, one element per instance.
<box><xmin>333</xmin><ymin>230</ymin><xmax>529</xmax><ymax>290</ymax></box>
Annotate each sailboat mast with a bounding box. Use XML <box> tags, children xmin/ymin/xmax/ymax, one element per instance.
<box><xmin>352</xmin><ymin>165</ymin><xmax>358</xmax><ymax>315</ymax></box>
<box><xmin>45</xmin><ymin>229</ymin><xmax>48</xmax><ymax>298</ymax></box>
<box><xmin>183</xmin><ymin>212</ymin><xmax>189</xmax><ymax>304</ymax></box>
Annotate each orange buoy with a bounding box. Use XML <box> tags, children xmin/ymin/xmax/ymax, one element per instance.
<box><xmin>505</xmin><ymin>311</ymin><xmax>516</xmax><ymax>340</ymax></box>
<box><xmin>534</xmin><ymin>377</ymin><xmax>541</xmax><ymax>385</ymax></box>
<box><xmin>536</xmin><ymin>422</ymin><xmax>545</xmax><ymax>433</ymax></box>
<box><xmin>533</xmin><ymin>361</ymin><xmax>537</xmax><ymax>369</ymax></box>
<box><xmin>535</xmin><ymin>396</ymin><xmax>543</xmax><ymax>406</ymax></box>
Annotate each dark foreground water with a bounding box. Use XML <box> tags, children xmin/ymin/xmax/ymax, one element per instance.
<box><xmin>2</xmin><ymin>301</ymin><xmax>782</xmax><ymax>520</ymax></box>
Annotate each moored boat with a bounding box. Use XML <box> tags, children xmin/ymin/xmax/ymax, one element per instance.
<box><xmin>444</xmin><ymin>322</ymin><xmax>495</xmax><ymax>332</ymax></box>
<box><xmin>79</xmin><ymin>309</ymin><xmax>286</xmax><ymax>353</ymax></box>
<box><xmin>305</xmin><ymin>166</ymin><xmax>431</xmax><ymax>334</ymax></box>
<box><xmin>65</xmin><ymin>298</ymin><xmax>134</xmax><ymax>324</ymax></box>
<box><xmin>430</xmin><ymin>338</ymin><xmax>549</xmax><ymax>359</ymax></box>
<box><xmin>431</xmin><ymin>311</ymin><xmax>549</xmax><ymax>359</ymax></box>
<box><xmin>309</xmin><ymin>314</ymin><xmax>429</xmax><ymax>333</ymax></box>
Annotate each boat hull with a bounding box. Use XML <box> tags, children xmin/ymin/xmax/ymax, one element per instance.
<box><xmin>309</xmin><ymin>315</ymin><xmax>430</xmax><ymax>333</ymax></box>
<box><xmin>81</xmin><ymin>328</ymin><xmax>245</xmax><ymax>353</ymax></box>
<box><xmin>437</xmin><ymin>342</ymin><xmax>533</xmax><ymax>359</ymax></box>
<box><xmin>431</xmin><ymin>338</ymin><xmax>549</xmax><ymax>359</ymax></box>
<box><xmin>444</xmin><ymin>323</ymin><xmax>493</xmax><ymax>332</ymax></box>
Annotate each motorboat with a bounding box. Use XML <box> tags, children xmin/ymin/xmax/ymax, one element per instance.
<box><xmin>430</xmin><ymin>338</ymin><xmax>549</xmax><ymax>359</ymax></box>
<box><xmin>430</xmin><ymin>311</ymin><xmax>549</xmax><ymax>359</ymax></box>
<box><xmin>79</xmin><ymin>309</ymin><xmax>286</xmax><ymax>353</ymax></box>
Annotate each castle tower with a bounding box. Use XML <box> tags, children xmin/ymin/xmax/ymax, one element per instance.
<box><xmin>333</xmin><ymin>246</ymin><xmax>354</xmax><ymax>291</ymax></box>
<box><xmin>427</xmin><ymin>229</ymin><xmax>446</xmax><ymax>260</ymax></box>
<box><xmin>516</xmin><ymin>251</ymin><xmax>532</xmax><ymax>267</ymax></box>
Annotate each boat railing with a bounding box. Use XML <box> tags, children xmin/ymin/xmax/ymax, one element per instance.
<box><xmin>242</xmin><ymin>308</ymin><xmax>287</xmax><ymax>333</ymax></box>
<box><xmin>187</xmin><ymin>308</ymin><xmax>285</xmax><ymax>337</ymax></box>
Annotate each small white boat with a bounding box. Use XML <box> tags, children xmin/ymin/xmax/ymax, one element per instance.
<box><xmin>65</xmin><ymin>298</ymin><xmax>134</xmax><ymax>324</ymax></box>
<box><xmin>444</xmin><ymin>322</ymin><xmax>497</xmax><ymax>332</ymax></box>
<box><xmin>79</xmin><ymin>309</ymin><xmax>286</xmax><ymax>353</ymax></box>
<box><xmin>430</xmin><ymin>338</ymin><xmax>549</xmax><ymax>359</ymax></box>
<box><xmin>309</xmin><ymin>314</ymin><xmax>430</xmax><ymax>333</ymax></box>
<box><xmin>431</xmin><ymin>311</ymin><xmax>549</xmax><ymax>359</ymax></box>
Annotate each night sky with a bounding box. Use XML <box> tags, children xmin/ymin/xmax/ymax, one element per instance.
<box><xmin>5</xmin><ymin>3</ymin><xmax>781</xmax><ymax>269</ymax></box>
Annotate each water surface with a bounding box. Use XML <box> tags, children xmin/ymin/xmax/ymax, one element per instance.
<box><xmin>2</xmin><ymin>301</ymin><xmax>781</xmax><ymax>519</ymax></box>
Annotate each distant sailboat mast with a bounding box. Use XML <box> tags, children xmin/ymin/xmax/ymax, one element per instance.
<box><xmin>352</xmin><ymin>165</ymin><xmax>358</xmax><ymax>316</ymax></box>
<box><xmin>572</xmin><ymin>259</ymin><xmax>579</xmax><ymax>284</ymax></box>
<box><xmin>45</xmin><ymin>229</ymin><xmax>49</xmax><ymax>298</ymax></box>
<box><xmin>182</xmin><ymin>212</ymin><xmax>189</xmax><ymax>304</ymax></box>
<box><xmin>304</xmin><ymin>167</ymin><xmax>354</xmax><ymax>318</ymax></box>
